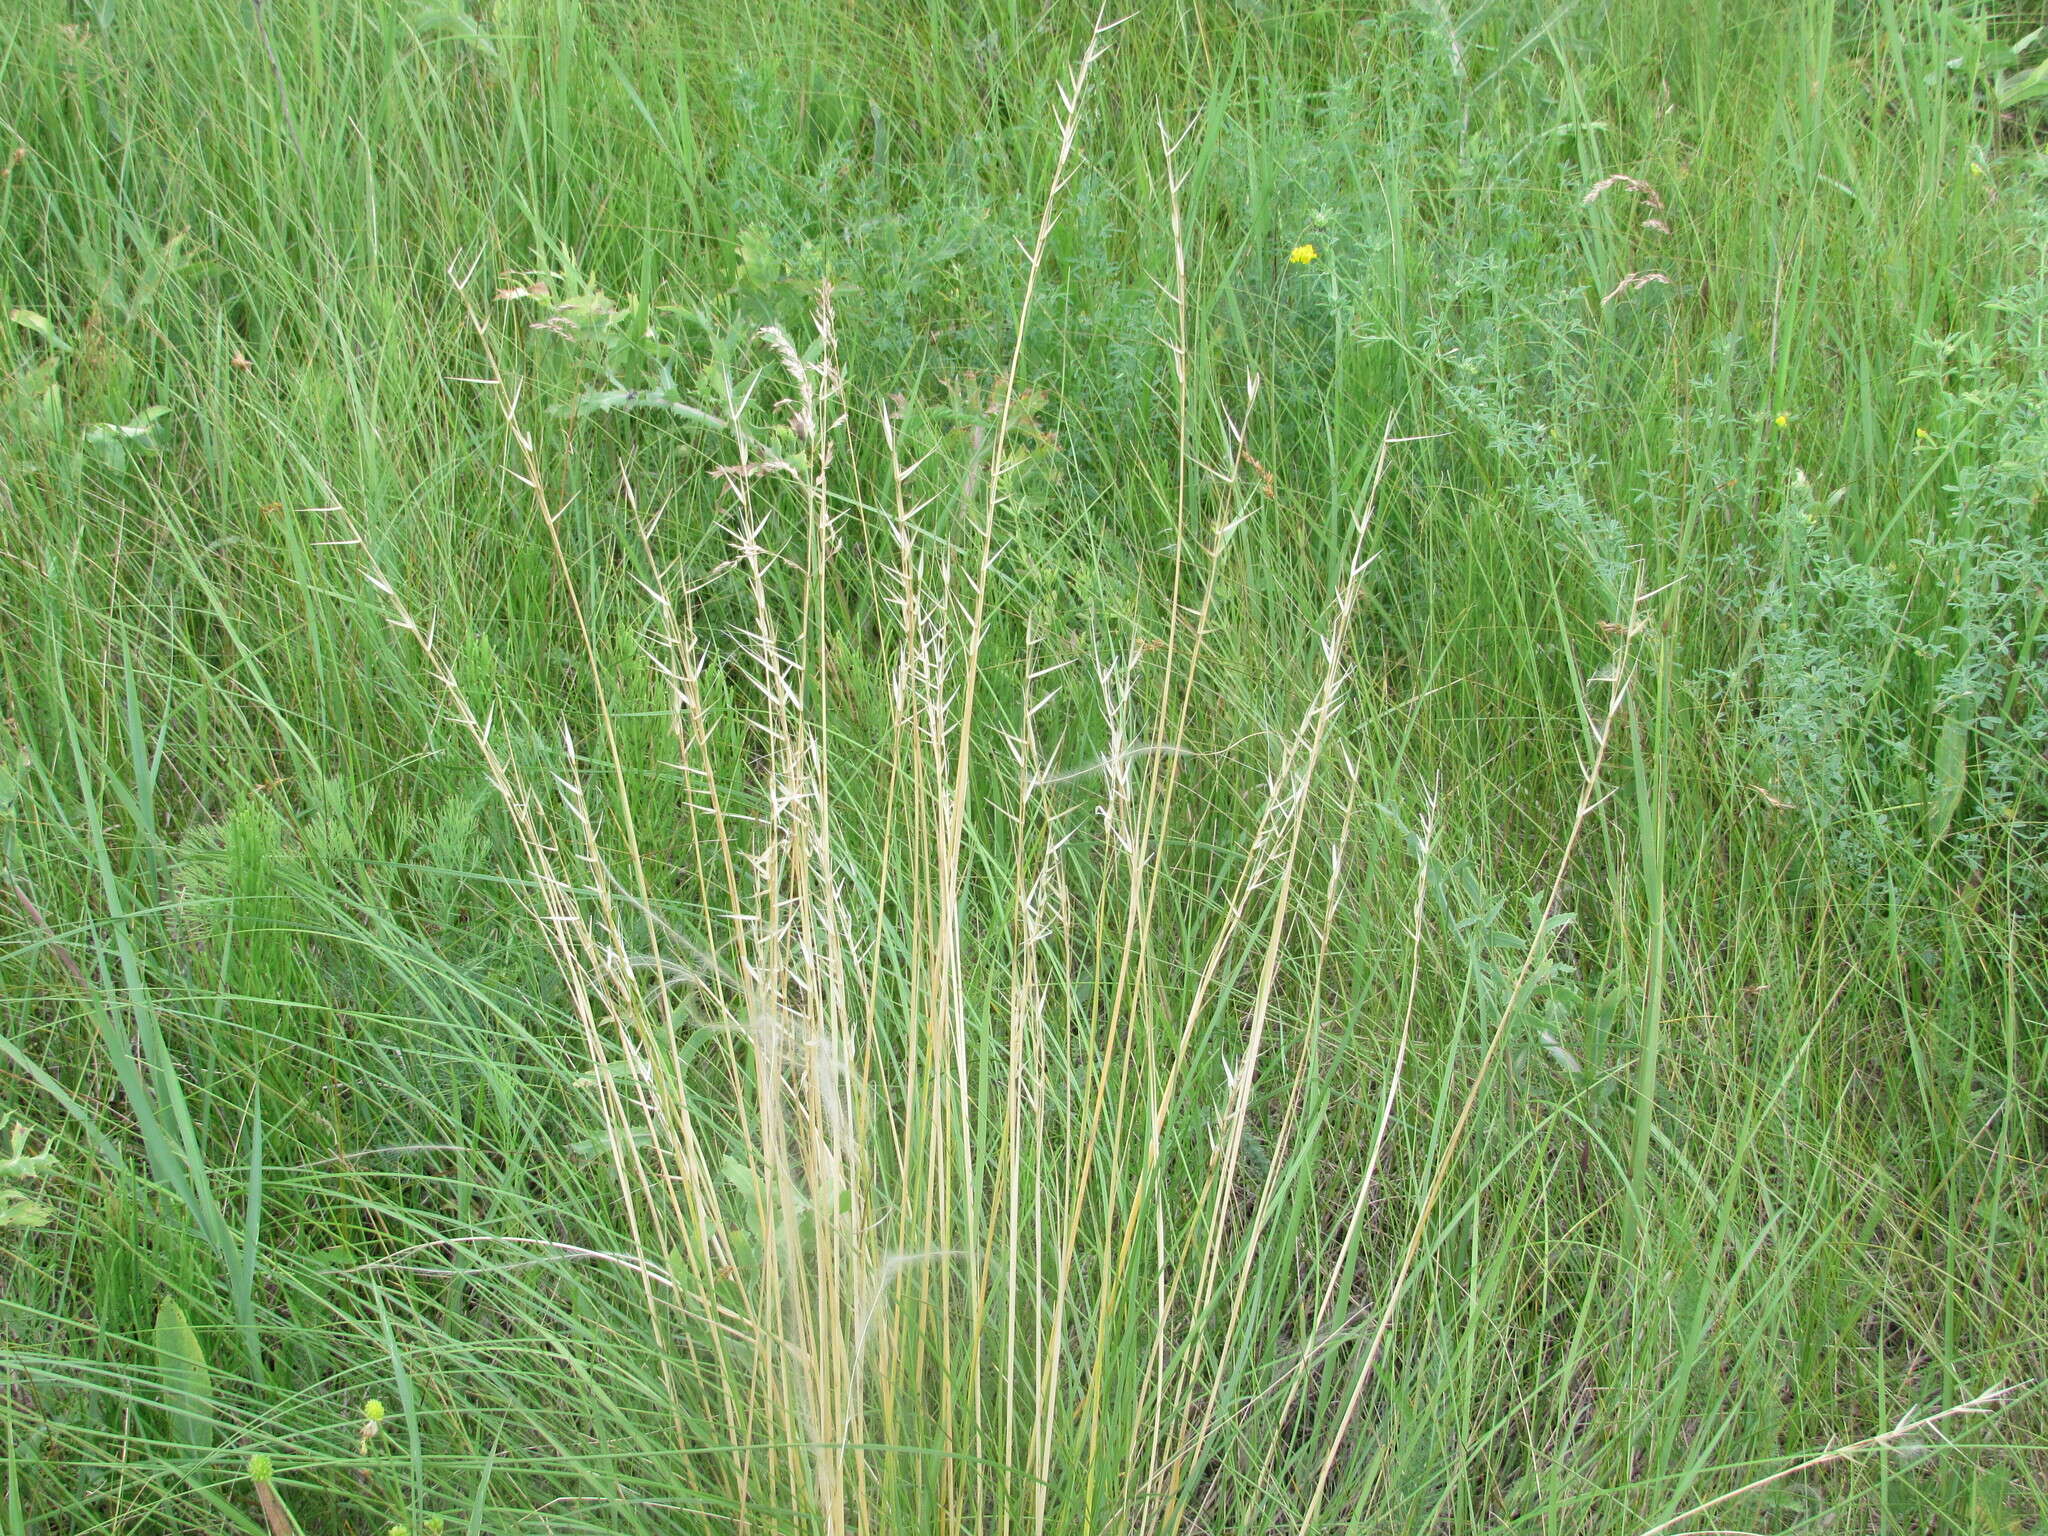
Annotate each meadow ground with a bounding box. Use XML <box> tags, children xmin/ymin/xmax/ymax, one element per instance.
<box><xmin>2</xmin><ymin>2</ymin><xmax>2047</xmax><ymax>1532</ymax></box>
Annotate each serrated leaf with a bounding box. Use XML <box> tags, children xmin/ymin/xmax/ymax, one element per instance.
<box><xmin>0</xmin><ymin>1193</ymin><xmax>52</xmax><ymax>1229</ymax></box>
<box><xmin>154</xmin><ymin>1297</ymin><xmax>215</xmax><ymax>1452</ymax></box>
<box><xmin>1</xmin><ymin>1123</ymin><xmax>52</xmax><ymax>1180</ymax></box>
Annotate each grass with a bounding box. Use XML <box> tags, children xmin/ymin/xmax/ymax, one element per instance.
<box><xmin>2</xmin><ymin>0</ymin><xmax>2046</xmax><ymax>1532</ymax></box>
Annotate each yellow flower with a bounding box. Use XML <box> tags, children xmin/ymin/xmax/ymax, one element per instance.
<box><xmin>1916</xmin><ymin>427</ymin><xmax>1930</xmax><ymax>440</ymax></box>
<box><xmin>1288</xmin><ymin>243</ymin><xmax>1318</xmax><ymax>265</ymax></box>
<box><xmin>1773</xmin><ymin>413</ymin><xmax>1789</xmax><ymax>429</ymax></box>
<box><xmin>1969</xmin><ymin>162</ymin><xmax>1986</xmax><ymax>176</ymax></box>
<box><xmin>363</xmin><ymin>1399</ymin><xmax>386</xmax><ymax>1423</ymax></box>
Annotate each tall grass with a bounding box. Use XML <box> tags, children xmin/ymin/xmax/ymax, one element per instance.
<box><xmin>2</xmin><ymin>1</ymin><xmax>2045</xmax><ymax>1533</ymax></box>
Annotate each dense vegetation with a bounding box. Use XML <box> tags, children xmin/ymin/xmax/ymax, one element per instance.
<box><xmin>3</xmin><ymin>1</ymin><xmax>2046</xmax><ymax>1532</ymax></box>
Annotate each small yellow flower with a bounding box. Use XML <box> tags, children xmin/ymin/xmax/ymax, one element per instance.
<box><xmin>1969</xmin><ymin>162</ymin><xmax>1986</xmax><ymax>176</ymax></box>
<box><xmin>363</xmin><ymin>1399</ymin><xmax>386</xmax><ymax>1422</ymax></box>
<box><xmin>1773</xmin><ymin>413</ymin><xmax>1790</xmax><ymax>429</ymax></box>
<box><xmin>1288</xmin><ymin>243</ymin><xmax>1319</xmax><ymax>265</ymax></box>
<box><xmin>1916</xmin><ymin>427</ymin><xmax>1930</xmax><ymax>440</ymax></box>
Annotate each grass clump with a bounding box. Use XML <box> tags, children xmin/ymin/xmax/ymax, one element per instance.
<box><xmin>2</xmin><ymin>1</ymin><xmax>2045</xmax><ymax>1534</ymax></box>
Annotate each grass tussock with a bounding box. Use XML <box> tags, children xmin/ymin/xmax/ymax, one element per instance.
<box><xmin>2</xmin><ymin>1</ymin><xmax>2046</xmax><ymax>1533</ymax></box>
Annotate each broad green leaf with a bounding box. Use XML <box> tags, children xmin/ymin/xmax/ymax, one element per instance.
<box><xmin>408</xmin><ymin>0</ymin><xmax>499</xmax><ymax>58</ymax></box>
<box><xmin>154</xmin><ymin>1297</ymin><xmax>215</xmax><ymax>1452</ymax></box>
<box><xmin>7</xmin><ymin>308</ymin><xmax>64</xmax><ymax>349</ymax></box>
<box><xmin>1926</xmin><ymin>714</ymin><xmax>1970</xmax><ymax>841</ymax></box>
<box><xmin>82</xmin><ymin>405</ymin><xmax>174</xmax><ymax>469</ymax></box>
<box><xmin>1996</xmin><ymin>59</ymin><xmax>2048</xmax><ymax>109</ymax></box>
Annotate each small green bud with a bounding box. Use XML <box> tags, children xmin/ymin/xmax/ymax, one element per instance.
<box><xmin>423</xmin><ymin>1520</ymin><xmax>446</xmax><ymax>1536</ymax></box>
<box><xmin>389</xmin><ymin>1526</ymin><xmax>410</xmax><ymax>1536</ymax></box>
<box><xmin>247</xmin><ymin>1453</ymin><xmax>274</xmax><ymax>1483</ymax></box>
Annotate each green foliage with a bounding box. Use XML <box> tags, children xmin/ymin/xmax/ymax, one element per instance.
<box><xmin>150</xmin><ymin>1298</ymin><xmax>214</xmax><ymax>1455</ymax></box>
<box><xmin>1926</xmin><ymin>10</ymin><xmax>2048</xmax><ymax>112</ymax></box>
<box><xmin>0</xmin><ymin>1124</ymin><xmax>53</xmax><ymax>1231</ymax></box>
<box><xmin>0</xmin><ymin>0</ymin><xmax>2043</xmax><ymax>1533</ymax></box>
<box><xmin>80</xmin><ymin>403</ymin><xmax>173</xmax><ymax>469</ymax></box>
